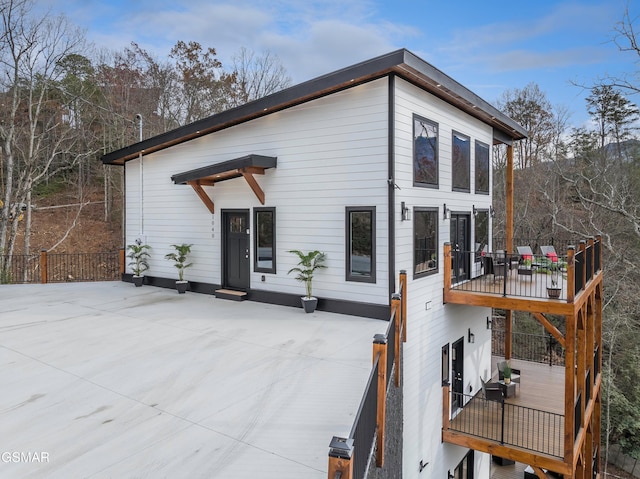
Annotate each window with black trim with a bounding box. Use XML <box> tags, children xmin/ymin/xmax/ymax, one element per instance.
<box><xmin>442</xmin><ymin>344</ymin><xmax>450</xmax><ymax>386</ymax></box>
<box><xmin>452</xmin><ymin>131</ymin><xmax>470</xmax><ymax>192</ymax></box>
<box><xmin>413</xmin><ymin>115</ymin><xmax>439</xmax><ymax>187</ymax></box>
<box><xmin>475</xmin><ymin>140</ymin><xmax>489</xmax><ymax>194</ymax></box>
<box><xmin>254</xmin><ymin>207</ymin><xmax>275</xmax><ymax>273</ymax></box>
<box><xmin>474</xmin><ymin>210</ymin><xmax>489</xmax><ymax>262</ymax></box>
<box><xmin>414</xmin><ymin>208</ymin><xmax>438</xmax><ymax>277</ymax></box>
<box><xmin>346</xmin><ymin>207</ymin><xmax>376</xmax><ymax>282</ymax></box>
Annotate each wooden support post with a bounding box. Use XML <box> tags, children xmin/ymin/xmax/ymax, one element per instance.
<box><xmin>506</xmin><ymin>144</ymin><xmax>514</xmax><ymax>256</ymax></box>
<box><xmin>373</xmin><ymin>334</ymin><xmax>387</xmax><ymax>467</ymax></box>
<box><xmin>442</xmin><ymin>384</ymin><xmax>450</xmax><ymax>434</ymax></box>
<box><xmin>443</xmin><ymin>243</ymin><xmax>452</xmax><ymax>303</ymax></box>
<box><xmin>392</xmin><ymin>293</ymin><xmax>402</xmax><ymax>387</ymax></box>
<box><xmin>400</xmin><ymin>270</ymin><xmax>407</xmax><ymax>343</ymax></box>
<box><xmin>328</xmin><ymin>437</ymin><xmax>353</xmax><ymax>479</ymax></box>
<box><xmin>119</xmin><ymin>248</ymin><xmax>126</xmax><ymax>276</ymax></box>
<box><xmin>564</xmin><ymin>312</ymin><xmax>576</xmax><ymax>463</ymax></box>
<box><xmin>39</xmin><ymin>249</ymin><xmax>47</xmax><ymax>284</ymax></box>
<box><xmin>505</xmin><ymin>310</ymin><xmax>512</xmax><ymax>360</ymax></box>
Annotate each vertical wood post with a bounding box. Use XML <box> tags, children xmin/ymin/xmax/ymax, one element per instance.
<box><xmin>373</xmin><ymin>334</ymin><xmax>387</xmax><ymax>467</ymax></box>
<box><xmin>443</xmin><ymin>243</ymin><xmax>452</xmax><ymax>302</ymax></box>
<box><xmin>328</xmin><ymin>437</ymin><xmax>353</xmax><ymax>479</ymax></box>
<box><xmin>400</xmin><ymin>270</ymin><xmax>407</xmax><ymax>343</ymax></box>
<box><xmin>565</xmin><ymin>311</ymin><xmax>576</xmax><ymax>463</ymax></box>
<box><xmin>506</xmin><ymin>144</ymin><xmax>514</xmax><ymax>255</ymax></box>
<box><xmin>39</xmin><ymin>249</ymin><xmax>48</xmax><ymax>284</ymax></box>
<box><xmin>392</xmin><ymin>293</ymin><xmax>402</xmax><ymax>387</ymax></box>
<box><xmin>505</xmin><ymin>310</ymin><xmax>513</xmax><ymax>360</ymax></box>
<box><xmin>119</xmin><ymin>248</ymin><xmax>126</xmax><ymax>276</ymax></box>
<box><xmin>442</xmin><ymin>384</ymin><xmax>451</xmax><ymax>434</ymax></box>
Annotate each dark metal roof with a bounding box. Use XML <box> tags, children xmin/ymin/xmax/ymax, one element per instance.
<box><xmin>171</xmin><ymin>155</ymin><xmax>277</xmax><ymax>184</ymax></box>
<box><xmin>102</xmin><ymin>49</ymin><xmax>527</xmax><ymax>166</ymax></box>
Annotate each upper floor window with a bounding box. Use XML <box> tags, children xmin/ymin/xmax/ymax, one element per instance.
<box><xmin>414</xmin><ymin>115</ymin><xmax>439</xmax><ymax>187</ymax></box>
<box><xmin>475</xmin><ymin>140</ymin><xmax>490</xmax><ymax>194</ymax></box>
<box><xmin>254</xmin><ymin>207</ymin><xmax>275</xmax><ymax>273</ymax></box>
<box><xmin>452</xmin><ymin>131</ymin><xmax>470</xmax><ymax>192</ymax></box>
<box><xmin>414</xmin><ymin>208</ymin><xmax>438</xmax><ymax>277</ymax></box>
<box><xmin>346</xmin><ymin>207</ymin><xmax>376</xmax><ymax>282</ymax></box>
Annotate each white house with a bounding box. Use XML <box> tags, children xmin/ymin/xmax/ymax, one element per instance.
<box><xmin>103</xmin><ymin>49</ymin><xmax>529</xmax><ymax>479</ymax></box>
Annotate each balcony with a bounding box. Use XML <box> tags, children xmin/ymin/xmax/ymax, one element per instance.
<box><xmin>443</xmin><ymin>358</ymin><xmax>571</xmax><ymax>474</ymax></box>
<box><xmin>443</xmin><ymin>237</ymin><xmax>602</xmax><ymax>314</ymax></box>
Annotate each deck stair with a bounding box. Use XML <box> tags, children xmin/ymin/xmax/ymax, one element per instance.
<box><xmin>215</xmin><ymin>289</ymin><xmax>248</xmax><ymax>301</ymax></box>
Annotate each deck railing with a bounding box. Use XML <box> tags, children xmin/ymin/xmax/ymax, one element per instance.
<box><xmin>1</xmin><ymin>250</ymin><xmax>124</xmax><ymax>284</ymax></box>
<box><xmin>492</xmin><ymin>329</ymin><xmax>565</xmax><ymax>366</ymax></box>
<box><xmin>328</xmin><ymin>271</ymin><xmax>407</xmax><ymax>479</ymax></box>
<box><xmin>448</xmin><ymin>390</ymin><xmax>565</xmax><ymax>458</ymax></box>
<box><xmin>446</xmin><ymin>236</ymin><xmax>602</xmax><ymax>302</ymax></box>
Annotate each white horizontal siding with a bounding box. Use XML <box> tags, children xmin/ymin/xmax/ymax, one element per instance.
<box><xmin>391</xmin><ymin>78</ymin><xmax>496</xmax><ymax>477</ymax></box>
<box><xmin>125</xmin><ymin>79</ymin><xmax>390</xmax><ymax>305</ymax></box>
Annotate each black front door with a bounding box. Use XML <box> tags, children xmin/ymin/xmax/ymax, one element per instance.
<box><xmin>450</xmin><ymin>213</ymin><xmax>470</xmax><ymax>284</ymax></box>
<box><xmin>223</xmin><ymin>210</ymin><xmax>250</xmax><ymax>290</ymax></box>
<box><xmin>452</xmin><ymin>337</ymin><xmax>464</xmax><ymax>410</ymax></box>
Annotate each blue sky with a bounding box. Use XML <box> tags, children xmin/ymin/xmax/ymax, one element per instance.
<box><xmin>43</xmin><ymin>0</ymin><xmax>638</xmax><ymax>128</ymax></box>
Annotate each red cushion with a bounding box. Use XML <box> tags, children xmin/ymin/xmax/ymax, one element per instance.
<box><xmin>522</xmin><ymin>254</ymin><xmax>532</xmax><ymax>261</ymax></box>
<box><xmin>546</xmin><ymin>252</ymin><xmax>558</xmax><ymax>263</ymax></box>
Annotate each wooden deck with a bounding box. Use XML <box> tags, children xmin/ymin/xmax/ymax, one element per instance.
<box><xmin>451</xmin><ymin>268</ymin><xmax>570</xmax><ymax>302</ymax></box>
<box><xmin>447</xmin><ymin>358</ymin><xmax>567</xmax><ymax>466</ymax></box>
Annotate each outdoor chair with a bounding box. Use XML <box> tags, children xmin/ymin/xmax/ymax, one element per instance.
<box><xmin>483</xmin><ymin>254</ymin><xmax>507</xmax><ymax>281</ymax></box>
<box><xmin>540</xmin><ymin>245</ymin><xmax>558</xmax><ymax>263</ymax></box>
<box><xmin>516</xmin><ymin>245</ymin><xmax>536</xmax><ymax>278</ymax></box>
<box><xmin>480</xmin><ymin>376</ymin><xmax>504</xmax><ymax>405</ymax></box>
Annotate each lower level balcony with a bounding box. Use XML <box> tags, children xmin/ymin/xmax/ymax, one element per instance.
<box><xmin>443</xmin><ymin>358</ymin><xmax>571</xmax><ymax>475</ymax></box>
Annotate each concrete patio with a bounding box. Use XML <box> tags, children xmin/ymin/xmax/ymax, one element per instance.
<box><xmin>0</xmin><ymin>282</ymin><xmax>388</xmax><ymax>478</ymax></box>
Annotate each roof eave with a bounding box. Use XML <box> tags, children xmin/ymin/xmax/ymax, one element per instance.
<box><xmin>101</xmin><ymin>49</ymin><xmax>526</xmax><ymax>166</ymax></box>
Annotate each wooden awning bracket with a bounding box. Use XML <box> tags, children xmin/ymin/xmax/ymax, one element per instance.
<box><xmin>240</xmin><ymin>167</ymin><xmax>266</xmax><ymax>205</ymax></box>
<box><xmin>187</xmin><ymin>181</ymin><xmax>215</xmax><ymax>214</ymax></box>
<box><xmin>186</xmin><ymin>167</ymin><xmax>266</xmax><ymax>214</ymax></box>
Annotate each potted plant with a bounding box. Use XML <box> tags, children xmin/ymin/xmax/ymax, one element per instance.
<box><xmin>164</xmin><ymin>243</ymin><xmax>193</xmax><ymax>293</ymax></box>
<box><xmin>287</xmin><ymin>249</ymin><xmax>327</xmax><ymax>313</ymax></box>
<box><xmin>502</xmin><ymin>362</ymin><xmax>512</xmax><ymax>384</ymax></box>
<box><xmin>547</xmin><ymin>267</ymin><xmax>562</xmax><ymax>299</ymax></box>
<box><xmin>127</xmin><ymin>240</ymin><xmax>151</xmax><ymax>287</ymax></box>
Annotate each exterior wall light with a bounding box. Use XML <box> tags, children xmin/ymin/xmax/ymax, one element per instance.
<box><xmin>468</xmin><ymin>328</ymin><xmax>475</xmax><ymax>344</ymax></box>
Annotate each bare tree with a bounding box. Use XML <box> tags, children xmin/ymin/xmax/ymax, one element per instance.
<box><xmin>228</xmin><ymin>47</ymin><xmax>292</xmax><ymax>107</ymax></box>
<box><xmin>0</xmin><ymin>0</ymin><xmax>87</xmax><ymax>266</ymax></box>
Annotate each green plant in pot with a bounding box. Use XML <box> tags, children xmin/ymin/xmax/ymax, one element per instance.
<box><xmin>164</xmin><ymin>243</ymin><xmax>193</xmax><ymax>293</ymax></box>
<box><xmin>547</xmin><ymin>267</ymin><xmax>562</xmax><ymax>299</ymax></box>
<box><xmin>127</xmin><ymin>240</ymin><xmax>151</xmax><ymax>287</ymax></box>
<box><xmin>502</xmin><ymin>362</ymin><xmax>512</xmax><ymax>384</ymax></box>
<box><xmin>287</xmin><ymin>250</ymin><xmax>327</xmax><ymax>313</ymax></box>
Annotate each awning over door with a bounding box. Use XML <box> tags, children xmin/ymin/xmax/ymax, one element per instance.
<box><xmin>171</xmin><ymin>155</ymin><xmax>277</xmax><ymax>214</ymax></box>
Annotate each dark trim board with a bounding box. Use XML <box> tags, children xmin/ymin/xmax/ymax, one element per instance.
<box><xmin>121</xmin><ymin>276</ymin><xmax>389</xmax><ymax>320</ymax></box>
<box><xmin>102</xmin><ymin>49</ymin><xmax>527</xmax><ymax>166</ymax></box>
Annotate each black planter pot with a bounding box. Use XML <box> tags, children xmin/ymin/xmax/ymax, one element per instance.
<box><xmin>176</xmin><ymin>281</ymin><xmax>189</xmax><ymax>294</ymax></box>
<box><xmin>301</xmin><ymin>297</ymin><xmax>318</xmax><ymax>313</ymax></box>
<box><xmin>132</xmin><ymin>275</ymin><xmax>144</xmax><ymax>287</ymax></box>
